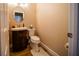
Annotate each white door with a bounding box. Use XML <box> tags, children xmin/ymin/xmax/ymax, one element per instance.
<box><xmin>68</xmin><ymin>3</ymin><xmax>78</xmax><ymax>56</ymax></box>
<box><xmin>0</xmin><ymin>3</ymin><xmax>9</xmax><ymax>56</ymax></box>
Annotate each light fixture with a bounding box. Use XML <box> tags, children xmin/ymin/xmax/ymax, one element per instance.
<box><xmin>17</xmin><ymin>3</ymin><xmax>28</xmax><ymax>7</ymax></box>
<box><xmin>9</xmin><ymin>3</ymin><xmax>28</xmax><ymax>7</ymax></box>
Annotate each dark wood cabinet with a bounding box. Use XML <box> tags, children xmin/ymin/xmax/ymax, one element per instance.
<box><xmin>12</xmin><ymin>30</ymin><xmax>29</xmax><ymax>52</ymax></box>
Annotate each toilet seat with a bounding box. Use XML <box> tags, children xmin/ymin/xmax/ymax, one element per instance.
<box><xmin>31</xmin><ymin>36</ymin><xmax>40</xmax><ymax>44</ymax></box>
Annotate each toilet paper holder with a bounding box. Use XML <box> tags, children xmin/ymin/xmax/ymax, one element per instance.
<box><xmin>67</xmin><ymin>33</ymin><xmax>72</xmax><ymax>38</ymax></box>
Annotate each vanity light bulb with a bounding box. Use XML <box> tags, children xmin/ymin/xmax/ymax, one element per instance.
<box><xmin>19</xmin><ymin>3</ymin><xmax>28</xmax><ymax>7</ymax></box>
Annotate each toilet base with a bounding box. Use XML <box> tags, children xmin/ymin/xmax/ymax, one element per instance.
<box><xmin>30</xmin><ymin>41</ymin><xmax>39</xmax><ymax>51</ymax></box>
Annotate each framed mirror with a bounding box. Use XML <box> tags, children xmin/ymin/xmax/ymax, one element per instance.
<box><xmin>12</xmin><ymin>6</ymin><xmax>24</xmax><ymax>23</ymax></box>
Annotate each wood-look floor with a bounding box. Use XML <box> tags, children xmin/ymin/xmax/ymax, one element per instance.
<box><xmin>10</xmin><ymin>45</ymin><xmax>32</xmax><ymax>56</ymax></box>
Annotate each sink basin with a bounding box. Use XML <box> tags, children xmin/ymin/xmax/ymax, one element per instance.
<box><xmin>11</xmin><ymin>27</ymin><xmax>28</xmax><ymax>31</ymax></box>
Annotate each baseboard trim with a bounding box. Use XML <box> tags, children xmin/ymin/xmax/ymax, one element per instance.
<box><xmin>40</xmin><ymin>42</ymin><xmax>59</xmax><ymax>56</ymax></box>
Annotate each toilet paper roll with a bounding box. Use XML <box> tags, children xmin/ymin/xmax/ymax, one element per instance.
<box><xmin>65</xmin><ymin>42</ymin><xmax>69</xmax><ymax>49</ymax></box>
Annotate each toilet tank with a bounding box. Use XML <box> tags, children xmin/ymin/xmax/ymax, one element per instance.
<box><xmin>28</xmin><ymin>28</ymin><xmax>35</xmax><ymax>36</ymax></box>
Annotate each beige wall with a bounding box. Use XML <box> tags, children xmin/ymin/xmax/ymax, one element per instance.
<box><xmin>36</xmin><ymin>4</ymin><xmax>68</xmax><ymax>56</ymax></box>
<box><xmin>8</xmin><ymin>3</ymin><xmax>36</xmax><ymax>28</ymax></box>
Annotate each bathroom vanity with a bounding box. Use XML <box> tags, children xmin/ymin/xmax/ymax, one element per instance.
<box><xmin>10</xmin><ymin>5</ymin><xmax>30</xmax><ymax>52</ymax></box>
<box><xmin>11</xmin><ymin>27</ymin><xmax>29</xmax><ymax>52</ymax></box>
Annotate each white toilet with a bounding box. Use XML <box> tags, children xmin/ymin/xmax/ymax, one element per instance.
<box><xmin>28</xmin><ymin>28</ymin><xmax>40</xmax><ymax>52</ymax></box>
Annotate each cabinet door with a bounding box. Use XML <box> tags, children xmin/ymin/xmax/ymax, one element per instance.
<box><xmin>12</xmin><ymin>31</ymin><xmax>21</xmax><ymax>51</ymax></box>
<box><xmin>12</xmin><ymin>30</ymin><xmax>29</xmax><ymax>52</ymax></box>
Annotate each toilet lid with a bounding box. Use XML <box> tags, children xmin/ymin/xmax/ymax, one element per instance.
<box><xmin>31</xmin><ymin>36</ymin><xmax>40</xmax><ymax>41</ymax></box>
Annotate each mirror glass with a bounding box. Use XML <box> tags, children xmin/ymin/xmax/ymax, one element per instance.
<box><xmin>15</xmin><ymin>12</ymin><xmax>23</xmax><ymax>23</ymax></box>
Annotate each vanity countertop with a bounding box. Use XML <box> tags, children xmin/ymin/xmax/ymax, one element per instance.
<box><xmin>11</xmin><ymin>27</ymin><xmax>28</xmax><ymax>31</ymax></box>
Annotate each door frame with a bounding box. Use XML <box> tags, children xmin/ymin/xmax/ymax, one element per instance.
<box><xmin>68</xmin><ymin>3</ymin><xmax>78</xmax><ymax>56</ymax></box>
<box><xmin>0</xmin><ymin>3</ymin><xmax>9</xmax><ymax>56</ymax></box>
